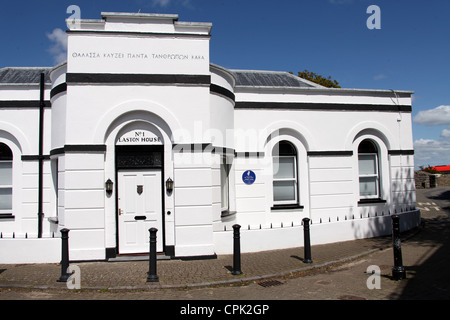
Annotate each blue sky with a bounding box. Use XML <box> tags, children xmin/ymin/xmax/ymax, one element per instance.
<box><xmin>0</xmin><ymin>0</ymin><xmax>449</xmax><ymax>169</ymax></box>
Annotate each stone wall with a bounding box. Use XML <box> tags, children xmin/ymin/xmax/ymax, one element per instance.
<box><xmin>415</xmin><ymin>171</ymin><xmax>450</xmax><ymax>189</ymax></box>
<box><xmin>437</xmin><ymin>174</ymin><xmax>450</xmax><ymax>187</ymax></box>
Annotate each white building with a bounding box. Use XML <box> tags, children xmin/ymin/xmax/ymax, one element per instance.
<box><xmin>0</xmin><ymin>12</ymin><xmax>420</xmax><ymax>263</ymax></box>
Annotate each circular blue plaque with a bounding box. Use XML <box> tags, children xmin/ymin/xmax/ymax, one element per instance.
<box><xmin>242</xmin><ymin>170</ymin><xmax>256</xmax><ymax>185</ymax></box>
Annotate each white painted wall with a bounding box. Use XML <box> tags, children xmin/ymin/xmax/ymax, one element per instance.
<box><xmin>0</xmin><ymin>11</ymin><xmax>419</xmax><ymax>263</ymax></box>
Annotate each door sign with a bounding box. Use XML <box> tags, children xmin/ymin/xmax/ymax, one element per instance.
<box><xmin>242</xmin><ymin>170</ymin><xmax>256</xmax><ymax>185</ymax></box>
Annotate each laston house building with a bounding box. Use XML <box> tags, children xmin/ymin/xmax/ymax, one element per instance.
<box><xmin>0</xmin><ymin>12</ymin><xmax>420</xmax><ymax>263</ymax></box>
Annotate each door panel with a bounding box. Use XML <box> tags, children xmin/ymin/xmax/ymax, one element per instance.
<box><xmin>118</xmin><ymin>170</ymin><xmax>163</xmax><ymax>254</ymax></box>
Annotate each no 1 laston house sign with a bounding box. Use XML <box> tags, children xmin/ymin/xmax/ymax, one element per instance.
<box><xmin>116</xmin><ymin>129</ymin><xmax>162</xmax><ymax>145</ymax></box>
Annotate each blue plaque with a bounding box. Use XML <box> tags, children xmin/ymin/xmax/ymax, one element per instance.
<box><xmin>242</xmin><ymin>170</ymin><xmax>256</xmax><ymax>185</ymax></box>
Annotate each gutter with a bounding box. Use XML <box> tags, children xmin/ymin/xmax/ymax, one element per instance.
<box><xmin>37</xmin><ymin>73</ymin><xmax>45</xmax><ymax>238</ymax></box>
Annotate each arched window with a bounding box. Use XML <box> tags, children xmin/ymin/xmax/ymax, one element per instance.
<box><xmin>0</xmin><ymin>143</ymin><xmax>13</xmax><ymax>213</ymax></box>
<box><xmin>220</xmin><ymin>156</ymin><xmax>230</xmax><ymax>213</ymax></box>
<box><xmin>273</xmin><ymin>141</ymin><xmax>298</xmax><ymax>205</ymax></box>
<box><xmin>358</xmin><ymin>139</ymin><xmax>380</xmax><ymax>199</ymax></box>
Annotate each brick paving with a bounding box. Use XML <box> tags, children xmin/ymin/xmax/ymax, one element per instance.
<box><xmin>0</xmin><ymin>187</ymin><xmax>449</xmax><ymax>301</ymax></box>
<box><xmin>0</xmin><ymin>229</ymin><xmax>393</xmax><ymax>291</ymax></box>
<box><xmin>0</xmin><ymin>239</ymin><xmax>385</xmax><ymax>290</ymax></box>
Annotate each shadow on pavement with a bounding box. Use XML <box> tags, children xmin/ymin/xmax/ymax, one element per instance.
<box><xmin>389</xmin><ymin>187</ymin><xmax>450</xmax><ymax>299</ymax></box>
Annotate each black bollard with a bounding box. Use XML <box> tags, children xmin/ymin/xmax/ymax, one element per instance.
<box><xmin>57</xmin><ymin>228</ymin><xmax>70</xmax><ymax>282</ymax></box>
<box><xmin>302</xmin><ymin>218</ymin><xmax>312</xmax><ymax>263</ymax></box>
<box><xmin>232</xmin><ymin>224</ymin><xmax>242</xmax><ymax>275</ymax></box>
<box><xmin>391</xmin><ymin>215</ymin><xmax>406</xmax><ymax>280</ymax></box>
<box><xmin>147</xmin><ymin>227</ymin><xmax>159</xmax><ymax>282</ymax></box>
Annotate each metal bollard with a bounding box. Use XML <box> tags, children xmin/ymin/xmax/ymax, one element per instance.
<box><xmin>57</xmin><ymin>228</ymin><xmax>70</xmax><ymax>282</ymax></box>
<box><xmin>391</xmin><ymin>215</ymin><xmax>406</xmax><ymax>280</ymax></box>
<box><xmin>147</xmin><ymin>227</ymin><xmax>159</xmax><ymax>282</ymax></box>
<box><xmin>302</xmin><ymin>218</ymin><xmax>312</xmax><ymax>263</ymax></box>
<box><xmin>232</xmin><ymin>224</ymin><xmax>242</xmax><ymax>275</ymax></box>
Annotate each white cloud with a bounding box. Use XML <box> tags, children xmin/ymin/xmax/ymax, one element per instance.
<box><xmin>413</xmin><ymin>105</ymin><xmax>450</xmax><ymax>126</ymax></box>
<box><xmin>151</xmin><ymin>0</ymin><xmax>171</xmax><ymax>7</ymax></box>
<box><xmin>413</xmin><ymin>105</ymin><xmax>450</xmax><ymax>167</ymax></box>
<box><xmin>441</xmin><ymin>129</ymin><xmax>450</xmax><ymax>139</ymax></box>
<box><xmin>414</xmin><ymin>138</ymin><xmax>450</xmax><ymax>168</ymax></box>
<box><xmin>46</xmin><ymin>28</ymin><xmax>68</xmax><ymax>64</ymax></box>
<box><xmin>373</xmin><ymin>74</ymin><xmax>387</xmax><ymax>81</ymax></box>
<box><xmin>149</xmin><ymin>0</ymin><xmax>192</xmax><ymax>7</ymax></box>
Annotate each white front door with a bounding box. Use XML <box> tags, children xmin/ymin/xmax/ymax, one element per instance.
<box><xmin>118</xmin><ymin>169</ymin><xmax>163</xmax><ymax>254</ymax></box>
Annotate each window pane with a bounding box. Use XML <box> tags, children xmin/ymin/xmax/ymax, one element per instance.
<box><xmin>273</xmin><ymin>180</ymin><xmax>296</xmax><ymax>201</ymax></box>
<box><xmin>0</xmin><ymin>188</ymin><xmax>12</xmax><ymax>210</ymax></box>
<box><xmin>359</xmin><ymin>177</ymin><xmax>378</xmax><ymax>197</ymax></box>
<box><xmin>358</xmin><ymin>140</ymin><xmax>377</xmax><ymax>153</ymax></box>
<box><xmin>273</xmin><ymin>157</ymin><xmax>295</xmax><ymax>179</ymax></box>
<box><xmin>0</xmin><ymin>162</ymin><xmax>12</xmax><ymax>185</ymax></box>
<box><xmin>358</xmin><ymin>155</ymin><xmax>376</xmax><ymax>175</ymax></box>
<box><xmin>220</xmin><ymin>163</ymin><xmax>229</xmax><ymax>210</ymax></box>
<box><xmin>0</xmin><ymin>143</ymin><xmax>13</xmax><ymax>160</ymax></box>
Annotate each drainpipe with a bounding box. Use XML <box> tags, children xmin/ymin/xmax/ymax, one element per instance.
<box><xmin>37</xmin><ymin>73</ymin><xmax>45</xmax><ymax>238</ymax></box>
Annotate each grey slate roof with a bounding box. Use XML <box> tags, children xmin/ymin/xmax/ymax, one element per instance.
<box><xmin>0</xmin><ymin>67</ymin><xmax>52</xmax><ymax>84</ymax></box>
<box><xmin>229</xmin><ymin>69</ymin><xmax>322</xmax><ymax>88</ymax></box>
<box><xmin>0</xmin><ymin>65</ymin><xmax>322</xmax><ymax>88</ymax></box>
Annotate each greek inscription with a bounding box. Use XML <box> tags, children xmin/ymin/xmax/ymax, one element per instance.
<box><xmin>72</xmin><ymin>52</ymin><xmax>101</xmax><ymax>58</ymax></box>
<box><xmin>103</xmin><ymin>53</ymin><xmax>124</xmax><ymax>59</ymax></box>
<box><xmin>127</xmin><ymin>53</ymin><xmax>148</xmax><ymax>59</ymax></box>
<box><xmin>70</xmin><ymin>51</ymin><xmax>205</xmax><ymax>61</ymax></box>
<box><xmin>152</xmin><ymin>53</ymin><xmax>189</xmax><ymax>60</ymax></box>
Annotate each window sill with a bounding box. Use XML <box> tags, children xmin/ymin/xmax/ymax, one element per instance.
<box><xmin>271</xmin><ymin>204</ymin><xmax>304</xmax><ymax>210</ymax></box>
<box><xmin>48</xmin><ymin>217</ymin><xmax>59</xmax><ymax>224</ymax></box>
<box><xmin>221</xmin><ymin>210</ymin><xmax>236</xmax><ymax>218</ymax></box>
<box><xmin>358</xmin><ymin>198</ymin><xmax>386</xmax><ymax>205</ymax></box>
<box><xmin>0</xmin><ymin>213</ymin><xmax>15</xmax><ymax>220</ymax></box>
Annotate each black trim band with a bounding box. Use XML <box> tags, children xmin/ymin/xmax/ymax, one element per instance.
<box><xmin>308</xmin><ymin>151</ymin><xmax>353</xmax><ymax>157</ymax></box>
<box><xmin>0</xmin><ymin>100</ymin><xmax>51</xmax><ymax>108</ymax></box>
<box><xmin>21</xmin><ymin>155</ymin><xmax>50</xmax><ymax>161</ymax></box>
<box><xmin>0</xmin><ymin>213</ymin><xmax>15</xmax><ymax>220</ymax></box>
<box><xmin>50</xmin><ymin>83</ymin><xmax>67</xmax><ymax>99</ymax></box>
<box><xmin>235</xmin><ymin>102</ymin><xmax>412</xmax><ymax>113</ymax></box>
<box><xmin>235</xmin><ymin>152</ymin><xmax>265</xmax><ymax>158</ymax></box>
<box><xmin>210</xmin><ymin>84</ymin><xmax>235</xmax><ymax>101</ymax></box>
<box><xmin>211</xmin><ymin>146</ymin><xmax>235</xmax><ymax>156</ymax></box>
<box><xmin>66</xmin><ymin>73</ymin><xmax>211</xmax><ymax>85</ymax></box>
<box><xmin>172</xmin><ymin>143</ymin><xmax>212</xmax><ymax>153</ymax></box>
<box><xmin>50</xmin><ymin>144</ymin><xmax>107</xmax><ymax>156</ymax></box>
<box><xmin>388</xmin><ymin>149</ymin><xmax>414</xmax><ymax>155</ymax></box>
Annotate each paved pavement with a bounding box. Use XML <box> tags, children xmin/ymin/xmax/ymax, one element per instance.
<box><xmin>0</xmin><ymin>187</ymin><xmax>449</xmax><ymax>304</ymax></box>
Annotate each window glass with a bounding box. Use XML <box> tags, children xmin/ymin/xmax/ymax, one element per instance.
<box><xmin>273</xmin><ymin>180</ymin><xmax>296</xmax><ymax>202</ymax></box>
<box><xmin>358</xmin><ymin>154</ymin><xmax>377</xmax><ymax>175</ymax></box>
<box><xmin>0</xmin><ymin>143</ymin><xmax>13</xmax><ymax>212</ymax></box>
<box><xmin>0</xmin><ymin>188</ymin><xmax>12</xmax><ymax>210</ymax></box>
<box><xmin>273</xmin><ymin>141</ymin><xmax>298</xmax><ymax>205</ymax></box>
<box><xmin>220</xmin><ymin>160</ymin><xmax>229</xmax><ymax>211</ymax></box>
<box><xmin>273</xmin><ymin>156</ymin><xmax>295</xmax><ymax>179</ymax></box>
<box><xmin>358</xmin><ymin>140</ymin><xmax>379</xmax><ymax>198</ymax></box>
<box><xmin>359</xmin><ymin>177</ymin><xmax>378</xmax><ymax>197</ymax></box>
<box><xmin>0</xmin><ymin>162</ymin><xmax>12</xmax><ymax>185</ymax></box>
